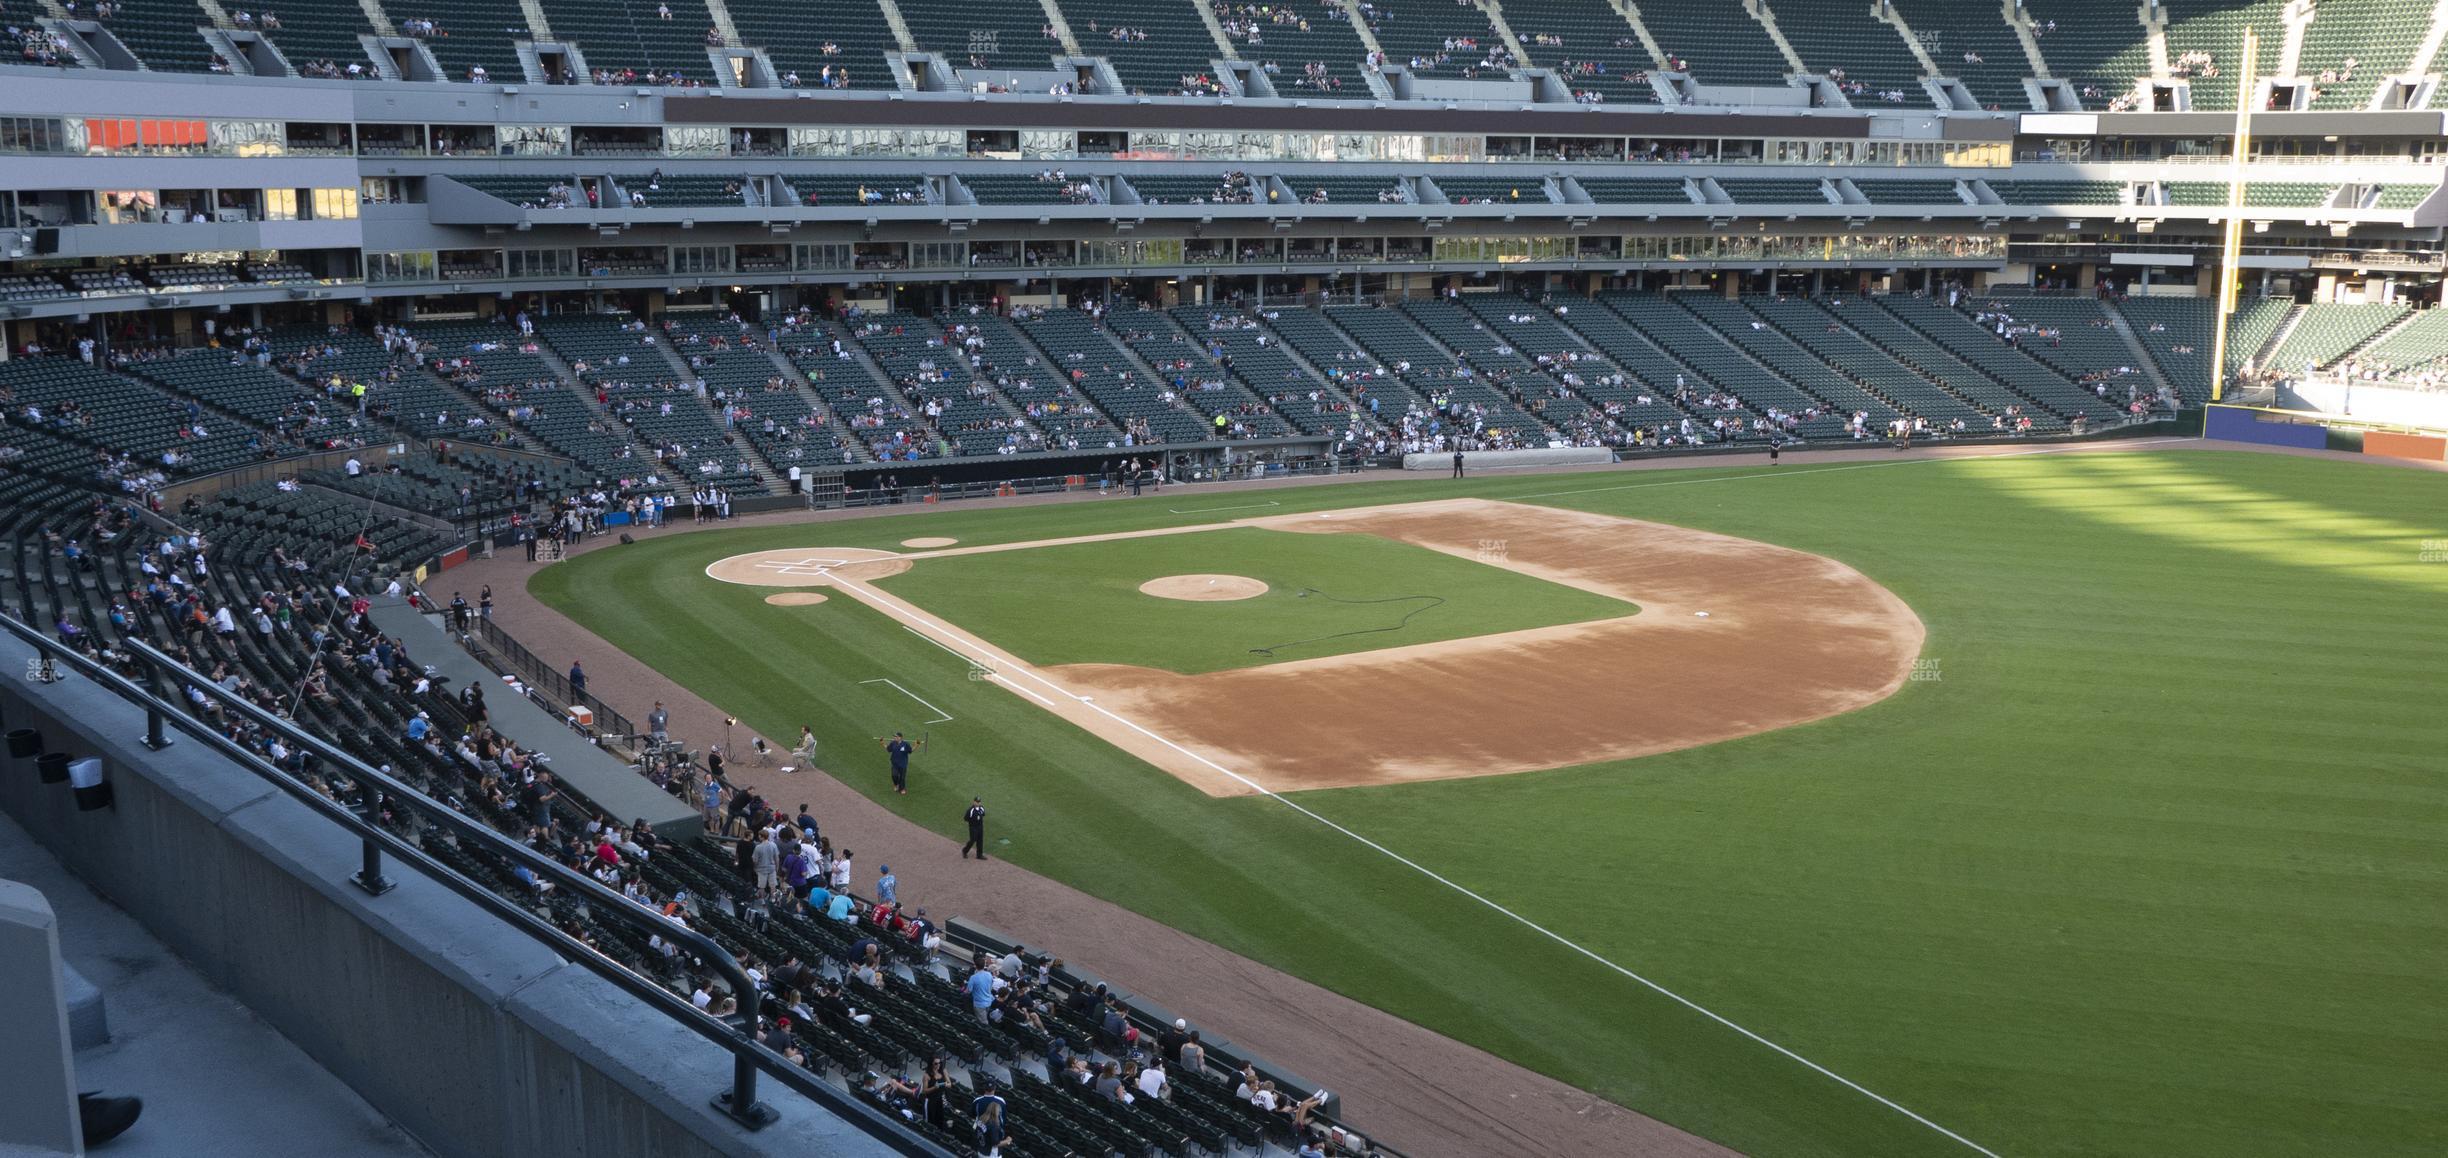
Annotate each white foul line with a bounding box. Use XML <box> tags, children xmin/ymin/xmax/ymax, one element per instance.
<box><xmin>1165</xmin><ymin>500</ymin><xmax>1284</xmax><ymax>515</ymax></box>
<box><xmin>991</xmin><ymin>673</ymin><xmax>1058</xmax><ymax>706</ymax></box>
<box><xmin>857</xmin><ymin>677</ymin><xmax>953</xmax><ymax>724</ymax></box>
<box><xmin>829</xmin><ymin>573</ymin><xmax>2002</xmax><ymax>1157</ymax></box>
<box><xmin>905</xmin><ymin>624</ymin><xmax>987</xmax><ymax>667</ymax></box>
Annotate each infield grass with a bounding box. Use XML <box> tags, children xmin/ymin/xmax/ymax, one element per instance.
<box><xmin>533</xmin><ymin>448</ymin><xmax>2448</xmax><ymax>1158</ymax></box>
<box><xmin>869</xmin><ymin>525</ymin><xmax>1636</xmax><ymax>673</ymax></box>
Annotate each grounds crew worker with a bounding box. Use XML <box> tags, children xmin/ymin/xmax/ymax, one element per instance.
<box><xmin>961</xmin><ymin>796</ymin><xmax>988</xmax><ymax>860</ymax></box>
<box><xmin>877</xmin><ymin>731</ymin><xmax>921</xmax><ymax>795</ymax></box>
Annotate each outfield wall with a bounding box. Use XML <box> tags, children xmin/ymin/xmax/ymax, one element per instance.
<box><xmin>2204</xmin><ymin>405</ymin><xmax>2330</xmax><ymax>449</ymax></box>
<box><xmin>2361</xmin><ymin>430</ymin><xmax>2448</xmax><ymax>462</ymax></box>
<box><xmin>2206</xmin><ymin>404</ymin><xmax>2448</xmax><ymax>462</ymax></box>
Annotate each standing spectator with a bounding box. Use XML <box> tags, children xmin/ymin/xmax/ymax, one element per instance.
<box><xmin>568</xmin><ymin>659</ymin><xmax>587</xmax><ymax>695</ymax></box>
<box><xmin>965</xmin><ymin>961</ymin><xmax>997</xmax><ymax>1024</ymax></box>
<box><xmin>973</xmin><ymin>1078</ymin><xmax>1007</xmax><ymax>1154</ymax></box>
<box><xmin>919</xmin><ymin>1057</ymin><xmax>951</xmax><ymax>1129</ymax></box>
<box><xmin>700</xmin><ymin>775</ymin><xmax>724</xmax><ymax>830</ymax></box>
<box><xmin>752</xmin><ymin>828</ymin><xmax>781</xmax><ymax>896</ymax></box>
<box><xmin>782</xmin><ymin>841</ymin><xmax>814</xmax><ymax>894</ymax></box>
<box><xmin>524</xmin><ymin>770</ymin><xmax>557</xmax><ymax>827</ymax></box>
<box><xmin>875</xmin><ymin>865</ymin><xmax>897</xmax><ymax>906</ymax></box>
<box><xmin>647</xmin><ymin>701</ymin><xmax>669</xmax><ymax>743</ymax></box>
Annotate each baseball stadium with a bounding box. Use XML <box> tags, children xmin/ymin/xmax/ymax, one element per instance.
<box><xmin>0</xmin><ymin>2</ymin><xmax>2444</xmax><ymax>1156</ymax></box>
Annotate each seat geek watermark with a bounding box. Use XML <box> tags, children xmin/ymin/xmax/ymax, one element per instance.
<box><xmin>1909</xmin><ymin>658</ymin><xmax>1942</xmax><ymax>682</ymax></box>
<box><xmin>2423</xmin><ymin>538</ymin><xmax>2448</xmax><ymax>563</ymax></box>
<box><xmin>1476</xmin><ymin>538</ymin><xmax>1509</xmax><ymax>564</ymax></box>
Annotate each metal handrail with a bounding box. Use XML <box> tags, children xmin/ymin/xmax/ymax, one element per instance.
<box><xmin>0</xmin><ymin>613</ymin><xmax>946</xmax><ymax>1156</ymax></box>
<box><xmin>465</xmin><ymin>614</ymin><xmax>639</xmax><ymax>747</ymax></box>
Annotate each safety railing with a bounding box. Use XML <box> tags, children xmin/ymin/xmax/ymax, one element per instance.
<box><xmin>466</xmin><ymin>613</ymin><xmax>641</xmax><ymax>751</ymax></box>
<box><xmin>0</xmin><ymin>610</ymin><xmax>946</xmax><ymax>1156</ymax></box>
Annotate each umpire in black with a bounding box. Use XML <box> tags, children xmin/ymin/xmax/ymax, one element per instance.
<box><xmin>961</xmin><ymin>796</ymin><xmax>988</xmax><ymax>861</ymax></box>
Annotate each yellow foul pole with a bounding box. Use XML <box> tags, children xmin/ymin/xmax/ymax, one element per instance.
<box><xmin>2208</xmin><ymin>27</ymin><xmax>2260</xmax><ymax>403</ymax></box>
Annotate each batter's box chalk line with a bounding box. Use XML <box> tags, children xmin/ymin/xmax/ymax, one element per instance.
<box><xmin>752</xmin><ymin>556</ymin><xmax>865</xmax><ymax>576</ymax></box>
<box><xmin>833</xmin><ymin>570</ymin><xmax>2003</xmax><ymax>1158</ymax></box>
<box><xmin>858</xmin><ymin>677</ymin><xmax>953</xmax><ymax>724</ymax></box>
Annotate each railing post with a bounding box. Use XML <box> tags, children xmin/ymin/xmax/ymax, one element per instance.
<box><xmin>352</xmin><ymin>837</ymin><xmax>395</xmax><ymax>895</ymax></box>
<box><xmin>130</xmin><ymin>651</ymin><xmax>172</xmax><ymax>749</ymax></box>
<box><xmin>714</xmin><ymin>1051</ymin><xmax>776</xmax><ymax>1128</ymax></box>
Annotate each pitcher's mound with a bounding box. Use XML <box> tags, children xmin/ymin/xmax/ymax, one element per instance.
<box><xmin>1141</xmin><ymin>574</ymin><xmax>1268</xmax><ymax>602</ymax></box>
<box><xmin>765</xmin><ymin>592</ymin><xmax>829</xmax><ymax>606</ymax></box>
<box><xmin>901</xmin><ymin>536</ymin><xmax>959</xmax><ymax>549</ymax></box>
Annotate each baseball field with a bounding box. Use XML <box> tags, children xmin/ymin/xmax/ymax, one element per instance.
<box><xmin>531</xmin><ymin>446</ymin><xmax>2448</xmax><ymax>1157</ymax></box>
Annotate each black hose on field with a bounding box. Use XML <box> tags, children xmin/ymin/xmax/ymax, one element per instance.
<box><xmin>1247</xmin><ymin>588</ymin><xmax>1446</xmax><ymax>658</ymax></box>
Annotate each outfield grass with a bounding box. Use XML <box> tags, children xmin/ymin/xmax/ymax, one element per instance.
<box><xmin>869</xmin><ymin>525</ymin><xmax>1636</xmax><ymax>673</ymax></box>
<box><xmin>532</xmin><ymin>450</ymin><xmax>2448</xmax><ymax>1158</ymax></box>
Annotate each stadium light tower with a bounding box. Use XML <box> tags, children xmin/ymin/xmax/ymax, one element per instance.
<box><xmin>2207</xmin><ymin>27</ymin><xmax>2260</xmax><ymax>404</ymax></box>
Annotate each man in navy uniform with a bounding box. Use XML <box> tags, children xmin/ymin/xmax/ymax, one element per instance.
<box><xmin>878</xmin><ymin>732</ymin><xmax>917</xmax><ymax>794</ymax></box>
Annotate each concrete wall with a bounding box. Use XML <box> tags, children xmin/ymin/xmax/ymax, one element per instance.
<box><xmin>1401</xmin><ymin>446</ymin><xmax>1616</xmax><ymax>471</ymax></box>
<box><xmin>0</xmin><ymin>879</ymin><xmax>81</xmax><ymax>1154</ymax></box>
<box><xmin>2281</xmin><ymin>377</ymin><xmax>2448</xmax><ymax>431</ymax></box>
<box><xmin>0</xmin><ymin>631</ymin><xmax>903</xmax><ymax>1158</ymax></box>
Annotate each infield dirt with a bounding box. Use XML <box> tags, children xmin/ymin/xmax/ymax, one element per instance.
<box><xmin>1139</xmin><ymin>573</ymin><xmax>1271</xmax><ymax>601</ymax></box>
<box><xmin>711</xmin><ymin>497</ymin><xmax>1923</xmax><ymax>795</ymax></box>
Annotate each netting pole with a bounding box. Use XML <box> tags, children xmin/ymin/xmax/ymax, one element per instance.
<box><xmin>2208</xmin><ymin>27</ymin><xmax>2260</xmax><ymax>404</ymax></box>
